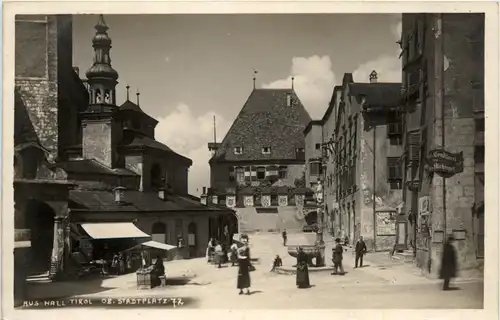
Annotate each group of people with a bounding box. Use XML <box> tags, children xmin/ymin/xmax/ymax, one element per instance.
<box><xmin>206</xmin><ymin>238</ymin><xmax>240</xmax><ymax>268</ymax></box>
<box><xmin>295</xmin><ymin>234</ymin><xmax>458</xmax><ymax>292</ymax></box>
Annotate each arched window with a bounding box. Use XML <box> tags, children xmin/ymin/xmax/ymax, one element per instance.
<box><xmin>151</xmin><ymin>222</ymin><xmax>167</xmax><ymax>244</ymax></box>
<box><xmin>151</xmin><ymin>163</ymin><xmax>162</xmax><ymax>190</ymax></box>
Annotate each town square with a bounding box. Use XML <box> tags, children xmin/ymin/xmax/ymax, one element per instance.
<box><xmin>9</xmin><ymin>11</ymin><xmax>488</xmax><ymax>311</ymax></box>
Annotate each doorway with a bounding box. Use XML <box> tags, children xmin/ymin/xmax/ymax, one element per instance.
<box><xmin>25</xmin><ymin>200</ymin><xmax>55</xmax><ymax>274</ymax></box>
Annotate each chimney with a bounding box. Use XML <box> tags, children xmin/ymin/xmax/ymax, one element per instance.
<box><xmin>286</xmin><ymin>93</ymin><xmax>292</xmax><ymax>107</ymax></box>
<box><xmin>113</xmin><ymin>186</ymin><xmax>126</xmax><ymax>204</ymax></box>
<box><xmin>369</xmin><ymin>70</ymin><xmax>378</xmax><ymax>83</ymax></box>
<box><xmin>200</xmin><ymin>187</ymin><xmax>208</xmax><ymax>205</ymax></box>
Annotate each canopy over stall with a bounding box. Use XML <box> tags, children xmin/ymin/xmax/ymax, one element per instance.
<box><xmin>80</xmin><ymin>222</ymin><xmax>151</xmax><ymax>240</ymax></box>
<box><xmin>124</xmin><ymin>241</ymin><xmax>177</xmax><ymax>252</ymax></box>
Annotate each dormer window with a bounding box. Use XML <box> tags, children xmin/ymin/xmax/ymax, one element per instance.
<box><xmin>234</xmin><ymin>147</ymin><xmax>243</xmax><ymax>155</ymax></box>
<box><xmin>286</xmin><ymin>93</ymin><xmax>292</xmax><ymax>107</ymax></box>
<box><xmin>261</xmin><ymin>147</ymin><xmax>271</xmax><ymax>155</ymax></box>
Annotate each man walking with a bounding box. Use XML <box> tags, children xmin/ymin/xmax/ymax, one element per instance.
<box><xmin>439</xmin><ymin>236</ymin><xmax>458</xmax><ymax>290</ymax></box>
<box><xmin>331</xmin><ymin>238</ymin><xmax>345</xmax><ymax>275</ymax></box>
<box><xmin>354</xmin><ymin>236</ymin><xmax>367</xmax><ymax>268</ymax></box>
<box><xmin>282</xmin><ymin>229</ymin><xmax>288</xmax><ymax>246</ymax></box>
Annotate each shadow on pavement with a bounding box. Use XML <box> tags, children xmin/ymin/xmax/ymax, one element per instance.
<box><xmin>248</xmin><ymin>290</ymin><xmax>263</xmax><ymax>295</ymax></box>
<box><xmin>25</xmin><ymin>276</ymin><xmax>113</xmax><ymax>300</ymax></box>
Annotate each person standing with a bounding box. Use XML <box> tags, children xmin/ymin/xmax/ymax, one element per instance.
<box><xmin>354</xmin><ymin>236</ymin><xmax>367</xmax><ymax>268</ymax></box>
<box><xmin>331</xmin><ymin>238</ymin><xmax>345</xmax><ymax>275</ymax></box>
<box><xmin>214</xmin><ymin>241</ymin><xmax>223</xmax><ymax>268</ymax></box>
<box><xmin>439</xmin><ymin>236</ymin><xmax>458</xmax><ymax>290</ymax></box>
<box><xmin>282</xmin><ymin>229</ymin><xmax>288</xmax><ymax>246</ymax></box>
<box><xmin>237</xmin><ymin>240</ymin><xmax>251</xmax><ymax>295</ymax></box>
<box><xmin>230</xmin><ymin>241</ymin><xmax>239</xmax><ymax>266</ymax></box>
<box><xmin>296</xmin><ymin>247</ymin><xmax>310</xmax><ymax>288</ymax></box>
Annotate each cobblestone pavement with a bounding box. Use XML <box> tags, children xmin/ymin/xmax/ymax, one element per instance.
<box><xmin>25</xmin><ymin>233</ymin><xmax>484</xmax><ymax>309</ymax></box>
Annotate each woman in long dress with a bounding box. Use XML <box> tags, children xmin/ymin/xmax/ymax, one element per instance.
<box><xmin>237</xmin><ymin>241</ymin><xmax>251</xmax><ymax>295</ymax></box>
<box><xmin>296</xmin><ymin>247</ymin><xmax>310</xmax><ymax>289</ymax></box>
<box><xmin>214</xmin><ymin>242</ymin><xmax>223</xmax><ymax>268</ymax></box>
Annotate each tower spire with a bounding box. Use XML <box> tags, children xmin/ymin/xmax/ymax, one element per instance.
<box><xmin>136</xmin><ymin>89</ymin><xmax>140</xmax><ymax>106</ymax></box>
<box><xmin>291</xmin><ymin>76</ymin><xmax>295</xmax><ymax>90</ymax></box>
<box><xmin>213</xmin><ymin>115</ymin><xmax>217</xmax><ymax>144</ymax></box>
<box><xmin>85</xmin><ymin>14</ymin><xmax>119</xmax><ymax>107</ymax></box>
<box><xmin>126</xmin><ymin>85</ymin><xmax>130</xmax><ymax>101</ymax></box>
<box><xmin>253</xmin><ymin>70</ymin><xmax>258</xmax><ymax>89</ymax></box>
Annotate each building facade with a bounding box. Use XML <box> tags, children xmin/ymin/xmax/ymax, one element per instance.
<box><xmin>208</xmin><ymin>87</ymin><xmax>316</xmax><ymax>233</ymax></box>
<box><xmin>308</xmin><ymin>72</ymin><xmax>403</xmax><ymax>250</ymax></box>
<box><xmin>13</xmin><ymin>14</ymin><xmax>234</xmax><ymax>304</ymax></box>
<box><xmin>399</xmin><ymin>13</ymin><xmax>484</xmax><ymax>276</ymax></box>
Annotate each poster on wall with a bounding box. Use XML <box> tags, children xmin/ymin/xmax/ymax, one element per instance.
<box><xmin>418</xmin><ymin>196</ymin><xmax>431</xmax><ymax>216</ymax></box>
<box><xmin>376</xmin><ymin>212</ymin><xmax>396</xmax><ymax>236</ymax></box>
<box><xmin>244</xmin><ymin>195</ymin><xmax>254</xmax><ymax>207</ymax></box>
<box><xmin>226</xmin><ymin>195</ymin><xmax>236</xmax><ymax>208</ymax></box>
<box><xmin>261</xmin><ymin>195</ymin><xmax>271</xmax><ymax>207</ymax></box>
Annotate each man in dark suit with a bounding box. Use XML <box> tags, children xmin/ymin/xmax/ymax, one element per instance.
<box><xmin>354</xmin><ymin>236</ymin><xmax>367</xmax><ymax>268</ymax></box>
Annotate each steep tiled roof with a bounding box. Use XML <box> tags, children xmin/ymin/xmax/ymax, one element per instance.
<box><xmin>211</xmin><ymin>88</ymin><xmax>311</xmax><ymax>162</ymax></box>
<box><xmin>69</xmin><ymin>189</ymin><xmax>233</xmax><ymax>213</ymax></box>
<box><xmin>349</xmin><ymin>82</ymin><xmax>401</xmax><ymax>107</ymax></box>
<box><xmin>119</xmin><ymin>100</ymin><xmax>144</xmax><ymax>113</ymax></box>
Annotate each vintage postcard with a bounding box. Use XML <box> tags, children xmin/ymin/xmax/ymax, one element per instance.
<box><xmin>2</xmin><ymin>1</ymin><xmax>499</xmax><ymax>320</ymax></box>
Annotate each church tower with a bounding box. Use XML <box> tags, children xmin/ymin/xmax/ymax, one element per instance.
<box><xmin>81</xmin><ymin>15</ymin><xmax>122</xmax><ymax>168</ymax></box>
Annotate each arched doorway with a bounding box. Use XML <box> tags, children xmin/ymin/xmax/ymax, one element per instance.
<box><xmin>151</xmin><ymin>222</ymin><xmax>167</xmax><ymax>244</ymax></box>
<box><xmin>187</xmin><ymin>222</ymin><xmax>197</xmax><ymax>257</ymax></box>
<box><xmin>25</xmin><ymin>200</ymin><xmax>55</xmax><ymax>274</ymax></box>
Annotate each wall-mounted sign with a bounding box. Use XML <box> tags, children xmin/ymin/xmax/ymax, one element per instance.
<box><xmin>427</xmin><ymin>149</ymin><xmax>464</xmax><ymax>178</ymax></box>
<box><xmin>418</xmin><ymin>196</ymin><xmax>431</xmax><ymax>216</ymax></box>
<box><xmin>432</xmin><ymin>230</ymin><xmax>444</xmax><ymax>243</ymax></box>
<box><xmin>244</xmin><ymin>195</ymin><xmax>254</xmax><ymax>207</ymax></box>
<box><xmin>376</xmin><ymin>211</ymin><xmax>396</xmax><ymax>236</ymax></box>
<box><xmin>278</xmin><ymin>195</ymin><xmax>288</xmax><ymax>206</ymax></box>
<box><xmin>226</xmin><ymin>195</ymin><xmax>236</xmax><ymax>208</ymax></box>
<box><xmin>452</xmin><ymin>229</ymin><xmax>467</xmax><ymax>241</ymax></box>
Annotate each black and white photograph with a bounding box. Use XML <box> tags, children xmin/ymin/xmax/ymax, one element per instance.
<box><xmin>3</xmin><ymin>2</ymin><xmax>498</xmax><ymax>318</ymax></box>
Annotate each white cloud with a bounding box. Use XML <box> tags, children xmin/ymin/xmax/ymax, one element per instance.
<box><xmin>155</xmin><ymin>104</ymin><xmax>230</xmax><ymax>196</ymax></box>
<box><xmin>263</xmin><ymin>55</ymin><xmax>336</xmax><ymax>119</ymax></box>
<box><xmin>353</xmin><ymin>18</ymin><xmax>402</xmax><ymax>83</ymax></box>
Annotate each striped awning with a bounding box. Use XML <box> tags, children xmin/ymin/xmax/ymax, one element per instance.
<box><xmin>80</xmin><ymin>222</ymin><xmax>151</xmax><ymax>240</ymax></box>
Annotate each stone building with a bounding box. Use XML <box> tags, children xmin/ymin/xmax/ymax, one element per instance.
<box><xmin>307</xmin><ymin>72</ymin><xmax>402</xmax><ymax>250</ymax></box>
<box><xmin>398</xmin><ymin>13</ymin><xmax>484</xmax><ymax>276</ymax></box>
<box><xmin>207</xmin><ymin>86</ymin><xmax>316</xmax><ymax>233</ymax></box>
<box><xmin>13</xmin><ymin>14</ymin><xmax>233</xmax><ymax>304</ymax></box>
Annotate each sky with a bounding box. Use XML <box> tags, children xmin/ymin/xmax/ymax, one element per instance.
<box><xmin>72</xmin><ymin>14</ymin><xmax>403</xmax><ymax>196</ymax></box>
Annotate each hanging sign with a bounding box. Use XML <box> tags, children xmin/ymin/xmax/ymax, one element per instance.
<box><xmin>427</xmin><ymin>150</ymin><xmax>464</xmax><ymax>178</ymax></box>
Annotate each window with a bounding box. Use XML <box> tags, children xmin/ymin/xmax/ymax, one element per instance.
<box><xmin>262</xmin><ymin>147</ymin><xmax>271</xmax><ymax>155</ymax></box>
<box><xmin>388</xmin><ymin>122</ymin><xmax>403</xmax><ymax>136</ymax></box>
<box><xmin>256</xmin><ymin>167</ymin><xmax>266</xmax><ymax>180</ymax></box>
<box><xmin>229</xmin><ymin>167</ymin><xmax>235</xmax><ymax>182</ymax></box>
<box><xmin>278</xmin><ymin>166</ymin><xmax>288</xmax><ymax>179</ymax></box>
<box><xmin>387</xmin><ymin>157</ymin><xmax>403</xmax><ymax>181</ymax></box>
<box><xmin>234</xmin><ymin>147</ymin><xmax>243</xmax><ymax>155</ymax></box>
<box><xmin>315</xmin><ymin>143</ymin><xmax>321</xmax><ymax>150</ymax></box>
<box><xmin>310</xmin><ymin>162</ymin><xmax>321</xmax><ymax>176</ymax></box>
<box><xmin>235</xmin><ymin>167</ymin><xmax>245</xmax><ymax>183</ymax></box>
<box><xmin>150</xmin><ymin>163</ymin><xmax>163</xmax><ymax>190</ymax></box>
<box><xmin>389</xmin><ymin>136</ymin><xmax>403</xmax><ymax>146</ymax></box>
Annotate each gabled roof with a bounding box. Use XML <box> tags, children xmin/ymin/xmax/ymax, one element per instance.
<box><xmin>120</xmin><ymin>100</ymin><xmax>144</xmax><ymax>113</ymax></box>
<box><xmin>349</xmin><ymin>82</ymin><xmax>401</xmax><ymax>107</ymax></box>
<box><xmin>211</xmin><ymin>88</ymin><xmax>311</xmax><ymax>163</ymax></box>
